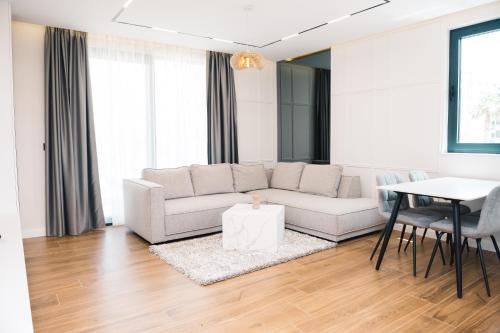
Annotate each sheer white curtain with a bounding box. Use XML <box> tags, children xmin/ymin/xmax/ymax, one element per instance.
<box><xmin>88</xmin><ymin>35</ymin><xmax>207</xmax><ymax>225</ymax></box>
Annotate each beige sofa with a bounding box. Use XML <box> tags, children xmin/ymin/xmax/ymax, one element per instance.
<box><xmin>123</xmin><ymin>163</ymin><xmax>383</xmax><ymax>244</ymax></box>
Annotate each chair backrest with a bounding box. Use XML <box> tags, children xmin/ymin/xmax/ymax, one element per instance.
<box><xmin>376</xmin><ymin>172</ymin><xmax>410</xmax><ymax>214</ymax></box>
<box><xmin>408</xmin><ymin>170</ymin><xmax>434</xmax><ymax>207</ymax></box>
<box><xmin>477</xmin><ymin>186</ymin><xmax>500</xmax><ymax>236</ymax></box>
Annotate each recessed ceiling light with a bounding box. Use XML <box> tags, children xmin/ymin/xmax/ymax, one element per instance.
<box><xmin>327</xmin><ymin>15</ymin><xmax>350</xmax><ymax>24</ymax></box>
<box><xmin>213</xmin><ymin>38</ymin><xmax>234</xmax><ymax>44</ymax></box>
<box><xmin>122</xmin><ymin>0</ymin><xmax>134</xmax><ymax>9</ymax></box>
<box><xmin>281</xmin><ymin>33</ymin><xmax>299</xmax><ymax>41</ymax></box>
<box><xmin>152</xmin><ymin>27</ymin><xmax>178</xmax><ymax>34</ymax></box>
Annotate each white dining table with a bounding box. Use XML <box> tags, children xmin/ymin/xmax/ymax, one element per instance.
<box><xmin>375</xmin><ymin>177</ymin><xmax>500</xmax><ymax>298</ymax></box>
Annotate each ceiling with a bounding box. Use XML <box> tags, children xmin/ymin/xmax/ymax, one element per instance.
<box><xmin>10</xmin><ymin>0</ymin><xmax>497</xmax><ymax>61</ymax></box>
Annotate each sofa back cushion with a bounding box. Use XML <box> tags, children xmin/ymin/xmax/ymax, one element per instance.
<box><xmin>270</xmin><ymin>162</ymin><xmax>305</xmax><ymax>191</ymax></box>
<box><xmin>232</xmin><ymin>164</ymin><xmax>269</xmax><ymax>192</ymax></box>
<box><xmin>338</xmin><ymin>176</ymin><xmax>362</xmax><ymax>198</ymax></box>
<box><xmin>142</xmin><ymin>167</ymin><xmax>194</xmax><ymax>200</ymax></box>
<box><xmin>299</xmin><ymin>164</ymin><xmax>343</xmax><ymax>197</ymax></box>
<box><xmin>264</xmin><ymin>168</ymin><xmax>273</xmax><ymax>186</ymax></box>
<box><xmin>190</xmin><ymin>163</ymin><xmax>235</xmax><ymax>196</ymax></box>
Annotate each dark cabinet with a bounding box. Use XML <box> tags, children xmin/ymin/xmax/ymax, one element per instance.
<box><xmin>278</xmin><ymin>63</ymin><xmax>315</xmax><ymax>162</ymax></box>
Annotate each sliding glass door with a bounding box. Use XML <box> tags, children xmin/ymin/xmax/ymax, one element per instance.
<box><xmin>88</xmin><ymin>36</ymin><xmax>206</xmax><ymax>224</ymax></box>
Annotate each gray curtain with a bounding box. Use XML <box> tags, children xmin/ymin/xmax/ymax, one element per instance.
<box><xmin>206</xmin><ymin>51</ymin><xmax>239</xmax><ymax>164</ymax></box>
<box><xmin>314</xmin><ymin>68</ymin><xmax>331</xmax><ymax>162</ymax></box>
<box><xmin>45</xmin><ymin>27</ymin><xmax>104</xmax><ymax>236</ymax></box>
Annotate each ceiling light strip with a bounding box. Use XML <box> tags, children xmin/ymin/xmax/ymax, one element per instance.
<box><xmin>350</xmin><ymin>0</ymin><xmax>389</xmax><ymax>16</ymax></box>
<box><xmin>112</xmin><ymin>0</ymin><xmax>390</xmax><ymax>49</ymax></box>
<box><xmin>152</xmin><ymin>27</ymin><xmax>178</xmax><ymax>34</ymax></box>
<box><xmin>299</xmin><ymin>22</ymin><xmax>328</xmax><ymax>34</ymax></box>
<box><xmin>116</xmin><ymin>21</ymin><xmax>152</xmax><ymax>29</ymax></box>
<box><xmin>281</xmin><ymin>33</ymin><xmax>299</xmax><ymax>41</ymax></box>
<box><xmin>111</xmin><ymin>8</ymin><xmax>126</xmax><ymax>22</ymax></box>
<box><xmin>122</xmin><ymin>0</ymin><xmax>135</xmax><ymax>9</ymax></box>
<box><xmin>327</xmin><ymin>15</ymin><xmax>350</xmax><ymax>25</ymax></box>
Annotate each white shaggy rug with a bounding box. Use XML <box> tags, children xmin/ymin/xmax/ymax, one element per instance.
<box><xmin>150</xmin><ymin>230</ymin><xmax>336</xmax><ymax>285</ymax></box>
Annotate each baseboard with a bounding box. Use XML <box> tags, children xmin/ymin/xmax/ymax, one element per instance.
<box><xmin>22</xmin><ymin>228</ymin><xmax>45</xmax><ymax>238</ymax></box>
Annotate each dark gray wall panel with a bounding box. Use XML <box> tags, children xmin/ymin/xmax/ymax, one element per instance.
<box><xmin>279</xmin><ymin>64</ymin><xmax>292</xmax><ymax>104</ymax></box>
<box><xmin>292</xmin><ymin>66</ymin><xmax>313</xmax><ymax>105</ymax></box>
<box><xmin>280</xmin><ymin>104</ymin><xmax>293</xmax><ymax>160</ymax></box>
<box><xmin>292</xmin><ymin>105</ymin><xmax>314</xmax><ymax>161</ymax></box>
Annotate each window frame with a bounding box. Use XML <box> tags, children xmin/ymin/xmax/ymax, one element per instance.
<box><xmin>447</xmin><ymin>18</ymin><xmax>500</xmax><ymax>154</ymax></box>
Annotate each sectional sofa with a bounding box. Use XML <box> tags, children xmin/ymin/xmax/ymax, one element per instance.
<box><xmin>123</xmin><ymin>162</ymin><xmax>383</xmax><ymax>244</ymax></box>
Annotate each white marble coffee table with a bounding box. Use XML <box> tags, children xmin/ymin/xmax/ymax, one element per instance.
<box><xmin>222</xmin><ymin>204</ymin><xmax>285</xmax><ymax>253</ymax></box>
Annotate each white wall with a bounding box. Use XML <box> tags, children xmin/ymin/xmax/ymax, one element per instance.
<box><xmin>0</xmin><ymin>2</ymin><xmax>34</xmax><ymax>332</ymax></box>
<box><xmin>234</xmin><ymin>60</ymin><xmax>278</xmax><ymax>168</ymax></box>
<box><xmin>12</xmin><ymin>21</ymin><xmax>45</xmax><ymax>238</ymax></box>
<box><xmin>330</xmin><ymin>1</ymin><xmax>500</xmax><ymax>250</ymax></box>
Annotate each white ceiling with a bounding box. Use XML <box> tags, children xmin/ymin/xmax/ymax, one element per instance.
<box><xmin>10</xmin><ymin>0</ymin><xmax>497</xmax><ymax>60</ymax></box>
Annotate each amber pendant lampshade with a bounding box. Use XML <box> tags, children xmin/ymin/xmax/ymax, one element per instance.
<box><xmin>230</xmin><ymin>51</ymin><xmax>265</xmax><ymax>70</ymax></box>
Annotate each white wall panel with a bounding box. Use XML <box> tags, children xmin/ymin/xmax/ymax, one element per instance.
<box><xmin>12</xmin><ymin>21</ymin><xmax>46</xmax><ymax>238</ymax></box>
<box><xmin>234</xmin><ymin>60</ymin><xmax>277</xmax><ymax>167</ymax></box>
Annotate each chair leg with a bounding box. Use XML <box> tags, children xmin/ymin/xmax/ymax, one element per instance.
<box><xmin>425</xmin><ymin>232</ymin><xmax>444</xmax><ymax>278</ymax></box>
<box><xmin>437</xmin><ymin>232</ymin><xmax>446</xmax><ymax>266</ymax></box>
<box><xmin>446</xmin><ymin>233</ymin><xmax>451</xmax><ymax>244</ymax></box>
<box><xmin>421</xmin><ymin>228</ymin><xmax>428</xmax><ymax>243</ymax></box>
<box><xmin>405</xmin><ymin>227</ymin><xmax>416</xmax><ymax>252</ymax></box>
<box><xmin>491</xmin><ymin>235</ymin><xmax>500</xmax><ymax>261</ymax></box>
<box><xmin>412</xmin><ymin>228</ymin><xmax>417</xmax><ymax>277</ymax></box>
<box><xmin>477</xmin><ymin>239</ymin><xmax>491</xmax><ymax>297</ymax></box>
<box><xmin>398</xmin><ymin>224</ymin><xmax>407</xmax><ymax>253</ymax></box>
<box><xmin>461</xmin><ymin>238</ymin><xmax>468</xmax><ymax>255</ymax></box>
<box><xmin>370</xmin><ymin>225</ymin><xmax>386</xmax><ymax>261</ymax></box>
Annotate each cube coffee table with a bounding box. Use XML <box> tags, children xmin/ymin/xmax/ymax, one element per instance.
<box><xmin>222</xmin><ymin>203</ymin><xmax>285</xmax><ymax>253</ymax></box>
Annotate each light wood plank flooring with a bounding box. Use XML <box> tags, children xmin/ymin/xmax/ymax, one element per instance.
<box><xmin>23</xmin><ymin>226</ymin><xmax>500</xmax><ymax>333</ymax></box>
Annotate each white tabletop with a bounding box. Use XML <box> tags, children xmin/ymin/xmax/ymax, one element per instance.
<box><xmin>377</xmin><ymin>177</ymin><xmax>500</xmax><ymax>201</ymax></box>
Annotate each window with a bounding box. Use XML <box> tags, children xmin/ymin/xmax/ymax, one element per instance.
<box><xmin>88</xmin><ymin>35</ymin><xmax>207</xmax><ymax>224</ymax></box>
<box><xmin>448</xmin><ymin>18</ymin><xmax>500</xmax><ymax>153</ymax></box>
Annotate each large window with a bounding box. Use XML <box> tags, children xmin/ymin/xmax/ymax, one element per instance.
<box><xmin>448</xmin><ymin>18</ymin><xmax>500</xmax><ymax>153</ymax></box>
<box><xmin>88</xmin><ymin>35</ymin><xmax>207</xmax><ymax>224</ymax></box>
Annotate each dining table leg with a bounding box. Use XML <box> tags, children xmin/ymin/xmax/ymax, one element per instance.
<box><xmin>375</xmin><ymin>192</ymin><xmax>403</xmax><ymax>270</ymax></box>
<box><xmin>451</xmin><ymin>200</ymin><xmax>463</xmax><ymax>298</ymax></box>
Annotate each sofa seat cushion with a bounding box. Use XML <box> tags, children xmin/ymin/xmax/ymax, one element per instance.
<box><xmin>165</xmin><ymin>193</ymin><xmax>252</xmax><ymax>215</ymax></box>
<box><xmin>257</xmin><ymin>189</ymin><xmax>378</xmax><ymax>215</ymax></box>
<box><xmin>142</xmin><ymin>167</ymin><xmax>194</xmax><ymax>200</ymax></box>
<box><xmin>190</xmin><ymin>164</ymin><xmax>235</xmax><ymax>196</ymax></box>
<box><xmin>255</xmin><ymin>189</ymin><xmax>381</xmax><ymax>236</ymax></box>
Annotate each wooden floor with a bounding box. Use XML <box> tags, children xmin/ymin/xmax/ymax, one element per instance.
<box><xmin>24</xmin><ymin>227</ymin><xmax>500</xmax><ymax>333</ymax></box>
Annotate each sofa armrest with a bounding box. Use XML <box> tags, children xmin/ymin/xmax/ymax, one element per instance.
<box><xmin>123</xmin><ymin>178</ymin><xmax>164</xmax><ymax>243</ymax></box>
<box><xmin>338</xmin><ymin>176</ymin><xmax>362</xmax><ymax>198</ymax></box>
